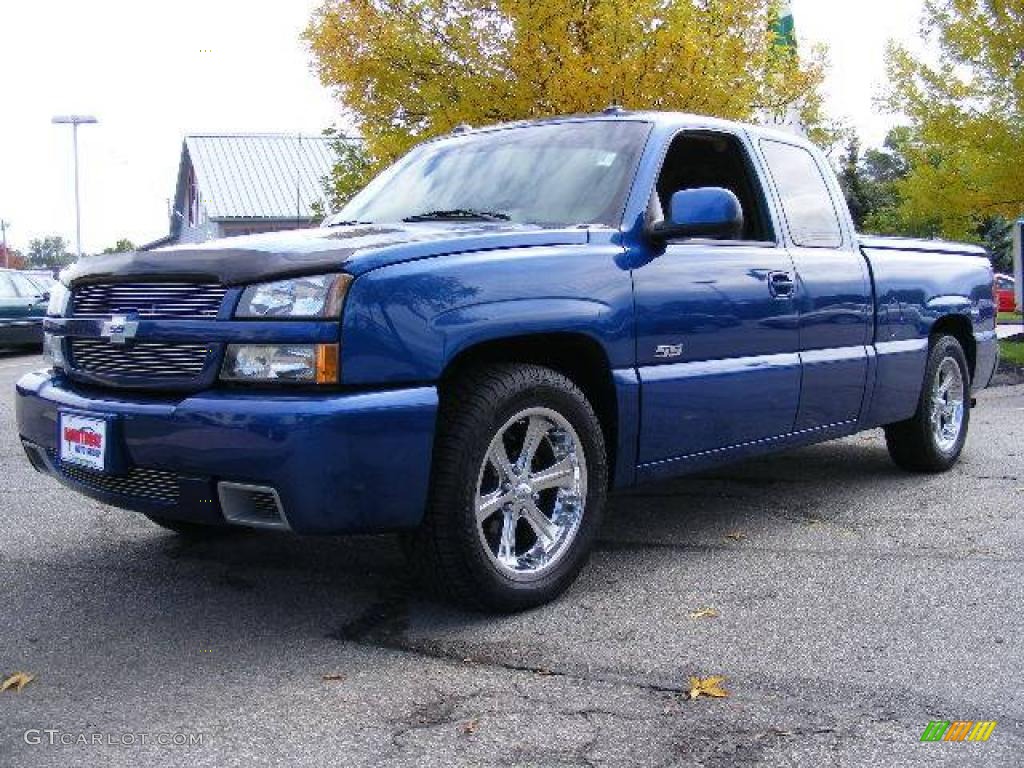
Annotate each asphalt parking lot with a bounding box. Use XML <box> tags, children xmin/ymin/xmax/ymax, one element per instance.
<box><xmin>1</xmin><ymin>349</ymin><xmax>1021</xmax><ymax>767</ymax></box>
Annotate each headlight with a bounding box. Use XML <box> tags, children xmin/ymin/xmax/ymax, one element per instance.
<box><xmin>235</xmin><ymin>274</ymin><xmax>352</xmax><ymax>318</ymax></box>
<box><xmin>47</xmin><ymin>282</ymin><xmax>71</xmax><ymax>317</ymax></box>
<box><xmin>221</xmin><ymin>344</ymin><xmax>339</xmax><ymax>384</ymax></box>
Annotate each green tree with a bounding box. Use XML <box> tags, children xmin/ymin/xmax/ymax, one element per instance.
<box><xmin>882</xmin><ymin>0</ymin><xmax>1024</xmax><ymax>241</ymax></box>
<box><xmin>838</xmin><ymin>136</ymin><xmax>869</xmax><ymax>229</ymax></box>
<box><xmin>101</xmin><ymin>238</ymin><xmax>136</xmax><ymax>254</ymax></box>
<box><xmin>977</xmin><ymin>216</ymin><xmax>1014</xmax><ymax>273</ymax></box>
<box><xmin>837</xmin><ymin>129</ymin><xmax>918</xmax><ymax>235</ymax></box>
<box><xmin>842</xmin><ymin>127</ymin><xmax>1012</xmax><ymax>270</ymax></box>
<box><xmin>305</xmin><ymin>0</ymin><xmax>827</xmax><ymax>166</ymax></box>
<box><xmin>318</xmin><ymin>130</ymin><xmax>372</xmax><ymax>212</ymax></box>
<box><xmin>26</xmin><ymin>236</ymin><xmax>74</xmax><ymax>268</ymax></box>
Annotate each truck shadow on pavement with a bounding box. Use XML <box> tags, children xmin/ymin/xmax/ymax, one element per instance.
<box><xmin>155</xmin><ymin>432</ymin><xmax>901</xmax><ymax>592</ymax></box>
<box><xmin>62</xmin><ymin>432</ymin><xmax>912</xmax><ymax>653</ymax></box>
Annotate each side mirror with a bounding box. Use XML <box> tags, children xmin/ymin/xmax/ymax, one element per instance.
<box><xmin>649</xmin><ymin>187</ymin><xmax>744</xmax><ymax>242</ymax></box>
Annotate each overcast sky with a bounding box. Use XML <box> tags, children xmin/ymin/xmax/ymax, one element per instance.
<box><xmin>0</xmin><ymin>0</ymin><xmax>924</xmax><ymax>255</ymax></box>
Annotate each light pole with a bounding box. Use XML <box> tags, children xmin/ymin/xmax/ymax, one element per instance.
<box><xmin>0</xmin><ymin>219</ymin><xmax>9</xmax><ymax>268</ymax></box>
<box><xmin>51</xmin><ymin>114</ymin><xmax>98</xmax><ymax>259</ymax></box>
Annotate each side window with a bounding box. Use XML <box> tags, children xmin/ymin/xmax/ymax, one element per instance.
<box><xmin>995</xmin><ymin>276</ymin><xmax>1011</xmax><ymax>290</ymax></box>
<box><xmin>0</xmin><ymin>275</ymin><xmax>18</xmax><ymax>299</ymax></box>
<box><xmin>760</xmin><ymin>140</ymin><xmax>843</xmax><ymax>248</ymax></box>
<box><xmin>656</xmin><ymin>132</ymin><xmax>774</xmax><ymax>242</ymax></box>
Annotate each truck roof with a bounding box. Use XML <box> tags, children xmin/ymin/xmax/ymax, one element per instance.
<box><xmin>437</xmin><ymin>109</ymin><xmax>811</xmax><ymax>147</ymax></box>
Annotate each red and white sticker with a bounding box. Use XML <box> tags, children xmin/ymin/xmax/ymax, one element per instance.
<box><xmin>59</xmin><ymin>413</ymin><xmax>107</xmax><ymax>471</ymax></box>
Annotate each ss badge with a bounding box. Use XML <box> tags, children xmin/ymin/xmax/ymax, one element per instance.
<box><xmin>654</xmin><ymin>344</ymin><xmax>683</xmax><ymax>359</ymax></box>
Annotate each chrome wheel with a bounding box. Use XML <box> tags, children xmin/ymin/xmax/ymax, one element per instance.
<box><xmin>475</xmin><ymin>407</ymin><xmax>587</xmax><ymax>580</ymax></box>
<box><xmin>931</xmin><ymin>357</ymin><xmax>965</xmax><ymax>452</ymax></box>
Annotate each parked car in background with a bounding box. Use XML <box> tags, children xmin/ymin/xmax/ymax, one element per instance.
<box><xmin>16</xmin><ymin>112</ymin><xmax>1000</xmax><ymax>611</ymax></box>
<box><xmin>0</xmin><ymin>269</ymin><xmax>49</xmax><ymax>347</ymax></box>
<box><xmin>995</xmin><ymin>274</ymin><xmax>1017</xmax><ymax>313</ymax></box>
<box><xmin>25</xmin><ymin>273</ymin><xmax>56</xmax><ymax>293</ymax></box>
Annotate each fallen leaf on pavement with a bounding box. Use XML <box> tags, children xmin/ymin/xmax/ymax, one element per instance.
<box><xmin>461</xmin><ymin>719</ymin><xmax>479</xmax><ymax>735</ymax></box>
<box><xmin>688</xmin><ymin>607</ymin><xmax>719</xmax><ymax>620</ymax></box>
<box><xmin>1</xmin><ymin>672</ymin><xmax>35</xmax><ymax>693</ymax></box>
<box><xmin>724</xmin><ymin>532</ymin><xmax>747</xmax><ymax>541</ymax></box>
<box><xmin>321</xmin><ymin>674</ymin><xmax>345</xmax><ymax>682</ymax></box>
<box><xmin>688</xmin><ymin>675</ymin><xmax>729</xmax><ymax>700</ymax></box>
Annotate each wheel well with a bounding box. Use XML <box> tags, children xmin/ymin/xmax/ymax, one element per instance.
<box><xmin>931</xmin><ymin>314</ymin><xmax>976</xmax><ymax>380</ymax></box>
<box><xmin>440</xmin><ymin>334</ymin><xmax>618</xmax><ymax>485</ymax></box>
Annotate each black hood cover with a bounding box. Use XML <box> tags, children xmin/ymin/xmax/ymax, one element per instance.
<box><xmin>62</xmin><ymin>223</ymin><xmax>588</xmax><ymax>286</ymax></box>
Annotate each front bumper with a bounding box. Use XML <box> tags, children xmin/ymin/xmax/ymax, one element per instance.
<box><xmin>15</xmin><ymin>370</ymin><xmax>438</xmax><ymax>534</ymax></box>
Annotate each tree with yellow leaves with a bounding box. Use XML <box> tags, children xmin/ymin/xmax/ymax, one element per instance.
<box><xmin>305</xmin><ymin>0</ymin><xmax>825</xmax><ymax>181</ymax></box>
<box><xmin>882</xmin><ymin>0</ymin><xmax>1024</xmax><ymax>241</ymax></box>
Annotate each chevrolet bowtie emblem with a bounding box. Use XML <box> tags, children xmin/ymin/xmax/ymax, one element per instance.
<box><xmin>101</xmin><ymin>315</ymin><xmax>139</xmax><ymax>346</ymax></box>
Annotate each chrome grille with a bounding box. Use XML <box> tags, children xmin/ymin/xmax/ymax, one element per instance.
<box><xmin>72</xmin><ymin>282</ymin><xmax>226</xmax><ymax>319</ymax></box>
<box><xmin>70</xmin><ymin>339</ymin><xmax>210</xmax><ymax>378</ymax></box>
<box><xmin>47</xmin><ymin>451</ymin><xmax>180</xmax><ymax>504</ymax></box>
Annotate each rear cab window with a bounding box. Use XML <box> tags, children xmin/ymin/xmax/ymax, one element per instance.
<box><xmin>759</xmin><ymin>140</ymin><xmax>843</xmax><ymax>248</ymax></box>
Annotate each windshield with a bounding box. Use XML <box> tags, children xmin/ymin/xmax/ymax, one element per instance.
<box><xmin>26</xmin><ymin>274</ymin><xmax>55</xmax><ymax>292</ymax></box>
<box><xmin>331</xmin><ymin>121</ymin><xmax>651</xmax><ymax>228</ymax></box>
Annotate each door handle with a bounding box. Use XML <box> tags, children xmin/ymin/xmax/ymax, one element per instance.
<box><xmin>768</xmin><ymin>271</ymin><xmax>795</xmax><ymax>298</ymax></box>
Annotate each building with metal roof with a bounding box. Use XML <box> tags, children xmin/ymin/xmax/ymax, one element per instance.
<box><xmin>146</xmin><ymin>133</ymin><xmax>354</xmax><ymax>249</ymax></box>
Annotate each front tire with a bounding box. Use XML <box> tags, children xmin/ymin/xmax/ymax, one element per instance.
<box><xmin>408</xmin><ymin>364</ymin><xmax>608</xmax><ymax>612</ymax></box>
<box><xmin>884</xmin><ymin>335</ymin><xmax>971</xmax><ymax>473</ymax></box>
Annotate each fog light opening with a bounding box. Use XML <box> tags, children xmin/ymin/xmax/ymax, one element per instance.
<box><xmin>217</xmin><ymin>482</ymin><xmax>290</xmax><ymax>530</ymax></box>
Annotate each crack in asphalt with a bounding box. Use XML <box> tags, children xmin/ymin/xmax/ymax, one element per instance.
<box><xmin>327</xmin><ymin>592</ymin><xmax>688</xmax><ymax>697</ymax></box>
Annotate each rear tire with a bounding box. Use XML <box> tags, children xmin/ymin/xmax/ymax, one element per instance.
<box><xmin>407</xmin><ymin>364</ymin><xmax>607</xmax><ymax>612</ymax></box>
<box><xmin>884</xmin><ymin>335</ymin><xmax>971</xmax><ymax>473</ymax></box>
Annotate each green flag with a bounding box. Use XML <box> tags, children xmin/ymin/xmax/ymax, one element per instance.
<box><xmin>774</xmin><ymin>1</ymin><xmax>796</xmax><ymax>50</ymax></box>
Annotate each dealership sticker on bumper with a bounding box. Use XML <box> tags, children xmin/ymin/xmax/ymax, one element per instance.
<box><xmin>59</xmin><ymin>413</ymin><xmax>107</xmax><ymax>471</ymax></box>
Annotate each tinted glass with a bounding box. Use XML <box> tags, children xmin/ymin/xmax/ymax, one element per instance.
<box><xmin>27</xmin><ymin>274</ymin><xmax>55</xmax><ymax>291</ymax></box>
<box><xmin>333</xmin><ymin>121</ymin><xmax>651</xmax><ymax>228</ymax></box>
<box><xmin>995</xmin><ymin>276</ymin><xmax>1012</xmax><ymax>289</ymax></box>
<box><xmin>0</xmin><ymin>275</ymin><xmax>20</xmax><ymax>299</ymax></box>
<box><xmin>656</xmin><ymin>132</ymin><xmax>774</xmax><ymax>241</ymax></box>
<box><xmin>760</xmin><ymin>140</ymin><xmax>842</xmax><ymax>248</ymax></box>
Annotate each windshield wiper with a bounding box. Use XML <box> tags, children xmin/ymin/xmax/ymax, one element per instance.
<box><xmin>325</xmin><ymin>219</ymin><xmax>373</xmax><ymax>227</ymax></box>
<box><xmin>403</xmin><ymin>208</ymin><xmax>510</xmax><ymax>222</ymax></box>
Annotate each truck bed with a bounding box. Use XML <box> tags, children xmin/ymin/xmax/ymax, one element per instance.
<box><xmin>857</xmin><ymin>234</ymin><xmax>998</xmax><ymax>426</ymax></box>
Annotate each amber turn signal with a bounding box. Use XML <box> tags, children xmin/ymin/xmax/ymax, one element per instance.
<box><xmin>315</xmin><ymin>343</ymin><xmax>340</xmax><ymax>384</ymax></box>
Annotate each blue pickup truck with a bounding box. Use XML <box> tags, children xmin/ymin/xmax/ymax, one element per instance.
<box><xmin>16</xmin><ymin>112</ymin><xmax>999</xmax><ymax>611</ymax></box>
